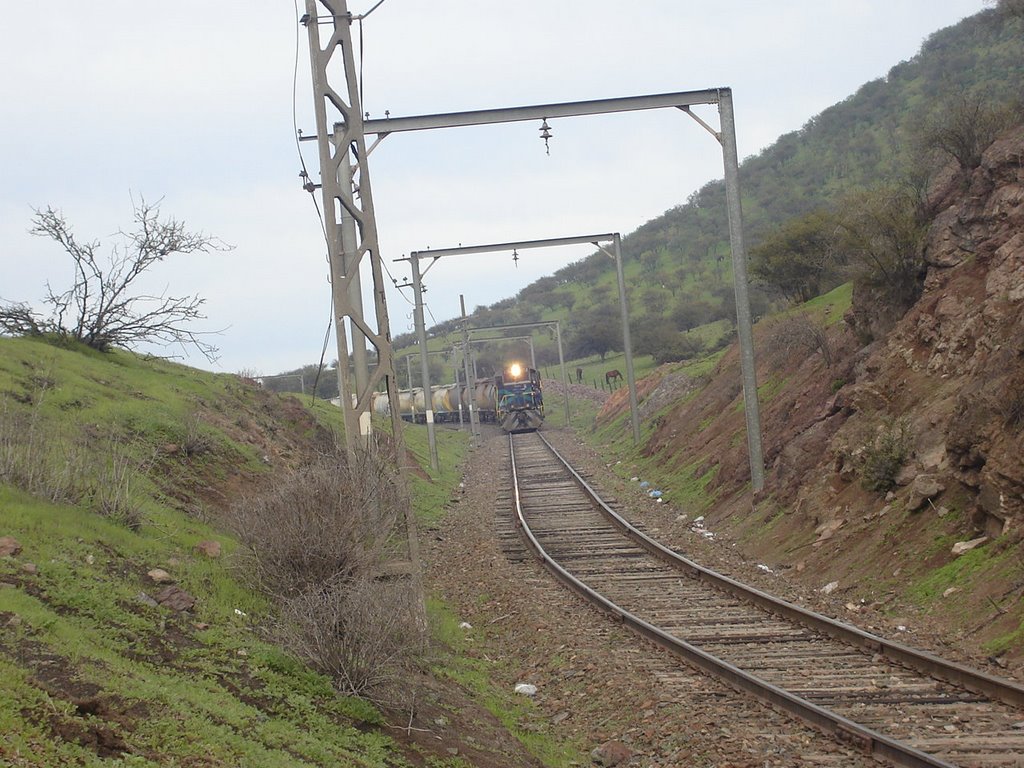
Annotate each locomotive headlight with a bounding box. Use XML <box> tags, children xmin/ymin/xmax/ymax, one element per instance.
<box><xmin>509</xmin><ymin>363</ymin><xmax>522</xmax><ymax>379</ymax></box>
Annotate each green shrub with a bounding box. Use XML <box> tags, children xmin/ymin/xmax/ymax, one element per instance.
<box><xmin>861</xmin><ymin>419</ymin><xmax>912</xmax><ymax>492</ymax></box>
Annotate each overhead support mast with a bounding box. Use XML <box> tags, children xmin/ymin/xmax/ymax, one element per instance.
<box><xmin>398</xmin><ymin>232</ymin><xmax>638</xmax><ymax>469</ymax></box>
<box><xmin>364</xmin><ymin>88</ymin><xmax>764</xmax><ymax>492</ymax></box>
<box><xmin>300</xmin><ymin>0</ymin><xmax>404</xmax><ymax>455</ymax></box>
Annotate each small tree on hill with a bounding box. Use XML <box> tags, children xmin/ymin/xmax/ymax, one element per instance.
<box><xmin>915</xmin><ymin>93</ymin><xmax>1024</xmax><ymax>171</ymax></box>
<box><xmin>0</xmin><ymin>198</ymin><xmax>229</xmax><ymax>360</ymax></box>
<box><xmin>751</xmin><ymin>209</ymin><xmax>842</xmax><ymax>304</ymax></box>
<box><xmin>834</xmin><ymin>184</ymin><xmax>928</xmax><ymax>312</ymax></box>
<box><xmin>568</xmin><ymin>307</ymin><xmax>619</xmax><ymax>362</ymax></box>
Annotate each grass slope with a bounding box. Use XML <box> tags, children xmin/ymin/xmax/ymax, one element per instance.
<box><xmin>0</xmin><ymin>337</ymin><xmax>570</xmax><ymax>767</ymax></box>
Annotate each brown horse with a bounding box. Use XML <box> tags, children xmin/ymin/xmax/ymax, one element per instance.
<box><xmin>605</xmin><ymin>369</ymin><xmax>623</xmax><ymax>387</ymax></box>
<box><xmin>575</xmin><ymin>367</ymin><xmax>583</xmax><ymax>383</ymax></box>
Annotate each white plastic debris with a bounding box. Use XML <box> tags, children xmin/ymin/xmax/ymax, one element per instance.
<box><xmin>234</xmin><ymin>608</ymin><xmax>247</xmax><ymax>617</ymax></box>
<box><xmin>693</xmin><ymin>515</ymin><xmax>705</xmax><ymax>525</ymax></box>
<box><xmin>820</xmin><ymin>581</ymin><xmax>839</xmax><ymax>595</ymax></box>
<box><xmin>639</xmin><ymin>481</ymin><xmax>650</xmax><ymax>489</ymax></box>
<box><xmin>514</xmin><ymin>683</ymin><xmax>537</xmax><ymax>696</ymax></box>
<box><xmin>458</xmin><ymin>621</ymin><xmax>472</xmax><ymax>630</ymax></box>
<box><xmin>630</xmin><ymin>476</ymin><xmax>639</xmax><ymax>482</ymax></box>
<box><xmin>896</xmin><ymin>625</ymin><xmax>908</xmax><ymax>632</ymax></box>
<box><xmin>656</xmin><ymin>498</ymin><xmax>664</xmax><ymax>503</ymax></box>
<box><xmin>648</xmin><ymin>489</ymin><xmax>662</xmax><ymax>498</ymax></box>
<box><xmin>756</xmin><ymin>564</ymin><xmax>774</xmax><ymax>574</ymax></box>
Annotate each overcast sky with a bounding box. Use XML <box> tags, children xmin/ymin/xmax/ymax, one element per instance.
<box><xmin>0</xmin><ymin>1</ymin><xmax>985</xmax><ymax>375</ymax></box>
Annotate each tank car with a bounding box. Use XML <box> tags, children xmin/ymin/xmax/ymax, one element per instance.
<box><xmin>495</xmin><ymin>362</ymin><xmax>544</xmax><ymax>433</ymax></box>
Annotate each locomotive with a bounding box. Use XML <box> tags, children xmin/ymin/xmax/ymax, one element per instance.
<box><xmin>495</xmin><ymin>362</ymin><xmax>544</xmax><ymax>433</ymax></box>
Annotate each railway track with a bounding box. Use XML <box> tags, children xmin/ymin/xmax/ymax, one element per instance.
<box><xmin>508</xmin><ymin>431</ymin><xmax>1024</xmax><ymax>768</ymax></box>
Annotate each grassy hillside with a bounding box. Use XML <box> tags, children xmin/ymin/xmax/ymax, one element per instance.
<box><xmin>0</xmin><ymin>337</ymin><xmax>569</xmax><ymax>767</ymax></box>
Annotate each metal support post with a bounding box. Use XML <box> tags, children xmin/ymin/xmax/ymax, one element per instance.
<box><xmin>528</xmin><ymin>336</ymin><xmax>536</xmax><ymax>369</ymax></box>
<box><xmin>603</xmin><ymin>234</ymin><xmax>640</xmax><ymax>443</ymax></box>
<box><xmin>718</xmin><ymin>89</ymin><xmax>765</xmax><ymax>493</ymax></box>
<box><xmin>302</xmin><ymin>0</ymin><xmax>403</xmax><ymax>454</ymax></box>
<box><xmin>337</xmin><ymin>146</ymin><xmax>370</xmax><ymax>433</ymax></box>
<box><xmin>410</xmin><ymin>257</ymin><xmax>439</xmax><ymax>470</ymax></box>
<box><xmin>359</xmin><ymin>87</ymin><xmax>764</xmax><ymax>488</ymax></box>
<box><xmin>554</xmin><ymin>320</ymin><xmax>570</xmax><ymax>426</ymax></box>
<box><xmin>460</xmin><ymin>296</ymin><xmax>479</xmax><ymax>437</ymax></box>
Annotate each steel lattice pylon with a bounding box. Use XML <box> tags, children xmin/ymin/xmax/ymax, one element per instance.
<box><xmin>302</xmin><ymin>0</ymin><xmax>403</xmax><ymax>454</ymax></box>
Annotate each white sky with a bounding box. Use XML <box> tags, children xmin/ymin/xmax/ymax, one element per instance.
<box><xmin>0</xmin><ymin>1</ymin><xmax>984</xmax><ymax>375</ymax></box>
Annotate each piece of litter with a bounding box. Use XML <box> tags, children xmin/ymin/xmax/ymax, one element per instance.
<box><xmin>514</xmin><ymin>683</ymin><xmax>537</xmax><ymax>696</ymax></box>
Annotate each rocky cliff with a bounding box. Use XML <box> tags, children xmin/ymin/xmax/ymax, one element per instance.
<box><xmin>624</xmin><ymin>125</ymin><xmax>1024</xmax><ymax>656</ymax></box>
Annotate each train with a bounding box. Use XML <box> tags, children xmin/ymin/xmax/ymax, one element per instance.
<box><xmin>370</xmin><ymin>380</ymin><xmax>498</xmax><ymax>424</ymax></box>
<box><xmin>369</xmin><ymin>362</ymin><xmax>544</xmax><ymax>432</ymax></box>
<box><xmin>495</xmin><ymin>363</ymin><xmax>544</xmax><ymax>433</ymax></box>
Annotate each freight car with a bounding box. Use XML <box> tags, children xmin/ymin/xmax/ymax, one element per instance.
<box><xmin>495</xmin><ymin>363</ymin><xmax>544</xmax><ymax>433</ymax></box>
<box><xmin>370</xmin><ymin>381</ymin><xmax>497</xmax><ymax>424</ymax></box>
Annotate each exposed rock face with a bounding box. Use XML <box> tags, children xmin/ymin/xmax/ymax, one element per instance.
<box><xmin>789</xmin><ymin>126</ymin><xmax>1024</xmax><ymax>531</ymax></box>
<box><xmin>914</xmin><ymin>128</ymin><xmax>1024</xmax><ymax>525</ymax></box>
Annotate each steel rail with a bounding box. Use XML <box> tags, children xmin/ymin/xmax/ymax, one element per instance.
<box><xmin>507</xmin><ymin>433</ymin><xmax>1014</xmax><ymax>768</ymax></box>
<box><xmin>533</xmin><ymin>433</ymin><xmax>1024</xmax><ymax>710</ymax></box>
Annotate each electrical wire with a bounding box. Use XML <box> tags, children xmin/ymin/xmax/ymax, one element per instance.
<box><xmin>292</xmin><ymin>0</ymin><xmax>330</xmax><ymax>260</ymax></box>
<box><xmin>309</xmin><ymin>295</ymin><xmax>335</xmax><ymax>408</ymax></box>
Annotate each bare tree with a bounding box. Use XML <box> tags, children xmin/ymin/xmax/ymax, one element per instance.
<box><xmin>0</xmin><ymin>198</ymin><xmax>230</xmax><ymax>360</ymax></box>
<box><xmin>915</xmin><ymin>93</ymin><xmax>1024</xmax><ymax>171</ymax></box>
<box><xmin>766</xmin><ymin>315</ymin><xmax>835</xmax><ymax>368</ymax></box>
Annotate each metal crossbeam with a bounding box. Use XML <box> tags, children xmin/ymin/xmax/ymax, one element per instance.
<box><xmin>362</xmin><ymin>90</ymin><xmax>723</xmax><ymax>135</ymax></box>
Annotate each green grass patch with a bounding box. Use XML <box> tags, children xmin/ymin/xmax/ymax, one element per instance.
<box><xmin>907</xmin><ymin>546</ymin><xmax>1000</xmax><ymax>604</ymax></box>
<box><xmin>426</xmin><ymin>600</ymin><xmax>585</xmax><ymax>768</ymax></box>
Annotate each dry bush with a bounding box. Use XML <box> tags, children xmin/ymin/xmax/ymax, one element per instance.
<box><xmin>225</xmin><ymin>438</ymin><xmax>420</xmax><ymax>698</ymax></box>
<box><xmin>0</xmin><ymin>395</ymin><xmax>150</xmax><ymax>527</ymax></box>
<box><xmin>766</xmin><ymin>315</ymin><xmax>835</xmax><ymax>368</ymax></box>
<box><xmin>276</xmin><ymin>577</ymin><xmax>421</xmax><ymax>700</ymax></box>
<box><xmin>86</xmin><ymin>439</ymin><xmax>149</xmax><ymax>530</ymax></box>
<box><xmin>226</xmin><ymin>440</ymin><xmax>403</xmax><ymax>598</ymax></box>
<box><xmin>0</xmin><ymin>395</ymin><xmax>91</xmax><ymax>504</ymax></box>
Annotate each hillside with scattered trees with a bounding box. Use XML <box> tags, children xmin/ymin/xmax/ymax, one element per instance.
<box><xmin>380</xmin><ymin>3</ymin><xmax>1024</xmax><ymax>380</ymax></box>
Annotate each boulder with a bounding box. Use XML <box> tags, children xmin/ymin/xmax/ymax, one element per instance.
<box><xmin>907</xmin><ymin>474</ymin><xmax>945</xmax><ymax>511</ymax></box>
<box><xmin>591</xmin><ymin>740</ymin><xmax>633</xmax><ymax>767</ymax></box>
<box><xmin>951</xmin><ymin>536</ymin><xmax>988</xmax><ymax>556</ymax></box>
<box><xmin>147</xmin><ymin>568</ymin><xmax>174</xmax><ymax>584</ymax></box>
<box><xmin>195</xmin><ymin>540</ymin><xmax>222</xmax><ymax>558</ymax></box>
<box><xmin>0</xmin><ymin>536</ymin><xmax>22</xmax><ymax>558</ymax></box>
<box><xmin>153</xmin><ymin>586</ymin><xmax>196</xmax><ymax>612</ymax></box>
